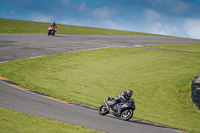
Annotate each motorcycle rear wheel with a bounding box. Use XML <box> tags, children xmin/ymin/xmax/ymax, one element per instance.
<box><xmin>121</xmin><ymin>109</ymin><xmax>133</xmax><ymax>121</ymax></box>
<box><xmin>99</xmin><ymin>105</ymin><xmax>109</xmax><ymax>115</ymax></box>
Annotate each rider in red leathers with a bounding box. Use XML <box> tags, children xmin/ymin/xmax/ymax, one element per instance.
<box><xmin>50</xmin><ymin>22</ymin><xmax>57</xmax><ymax>32</ymax></box>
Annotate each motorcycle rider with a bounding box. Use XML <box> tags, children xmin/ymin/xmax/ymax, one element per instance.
<box><xmin>50</xmin><ymin>22</ymin><xmax>57</xmax><ymax>32</ymax></box>
<box><xmin>111</xmin><ymin>89</ymin><xmax>133</xmax><ymax>112</ymax></box>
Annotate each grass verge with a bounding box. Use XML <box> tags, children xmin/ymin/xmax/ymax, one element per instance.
<box><xmin>0</xmin><ymin>18</ymin><xmax>166</xmax><ymax>36</ymax></box>
<box><xmin>0</xmin><ymin>108</ymin><xmax>103</xmax><ymax>133</ymax></box>
<box><xmin>0</xmin><ymin>47</ymin><xmax>200</xmax><ymax>132</ymax></box>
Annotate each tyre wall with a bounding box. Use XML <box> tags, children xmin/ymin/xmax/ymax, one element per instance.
<box><xmin>191</xmin><ymin>75</ymin><xmax>200</xmax><ymax>109</ymax></box>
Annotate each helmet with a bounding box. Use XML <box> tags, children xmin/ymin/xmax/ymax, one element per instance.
<box><xmin>127</xmin><ymin>89</ymin><xmax>133</xmax><ymax>97</ymax></box>
<box><xmin>53</xmin><ymin>22</ymin><xmax>56</xmax><ymax>25</ymax></box>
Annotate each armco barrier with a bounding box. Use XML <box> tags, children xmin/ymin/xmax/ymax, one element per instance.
<box><xmin>191</xmin><ymin>75</ymin><xmax>200</xmax><ymax>109</ymax></box>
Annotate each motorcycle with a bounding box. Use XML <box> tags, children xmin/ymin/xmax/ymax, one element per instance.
<box><xmin>48</xmin><ymin>26</ymin><xmax>57</xmax><ymax>36</ymax></box>
<box><xmin>99</xmin><ymin>96</ymin><xmax>136</xmax><ymax>121</ymax></box>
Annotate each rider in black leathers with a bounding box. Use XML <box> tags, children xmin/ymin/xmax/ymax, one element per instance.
<box><xmin>111</xmin><ymin>89</ymin><xmax>133</xmax><ymax>111</ymax></box>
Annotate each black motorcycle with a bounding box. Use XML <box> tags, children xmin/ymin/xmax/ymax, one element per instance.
<box><xmin>99</xmin><ymin>96</ymin><xmax>136</xmax><ymax>121</ymax></box>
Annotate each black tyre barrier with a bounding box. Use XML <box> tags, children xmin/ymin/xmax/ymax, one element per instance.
<box><xmin>191</xmin><ymin>75</ymin><xmax>200</xmax><ymax>109</ymax></box>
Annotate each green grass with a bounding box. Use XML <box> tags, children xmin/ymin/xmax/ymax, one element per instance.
<box><xmin>0</xmin><ymin>108</ymin><xmax>103</xmax><ymax>133</ymax></box>
<box><xmin>145</xmin><ymin>44</ymin><xmax>200</xmax><ymax>53</ymax></box>
<box><xmin>0</xmin><ymin>18</ymin><xmax>166</xmax><ymax>36</ymax></box>
<box><xmin>0</xmin><ymin>47</ymin><xmax>200</xmax><ymax>133</ymax></box>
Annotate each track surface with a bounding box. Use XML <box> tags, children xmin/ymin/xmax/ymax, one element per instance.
<box><xmin>1</xmin><ymin>34</ymin><xmax>200</xmax><ymax>62</ymax></box>
<box><xmin>0</xmin><ymin>34</ymin><xmax>200</xmax><ymax>133</ymax></box>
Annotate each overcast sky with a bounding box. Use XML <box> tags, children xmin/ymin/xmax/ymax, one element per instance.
<box><xmin>1</xmin><ymin>0</ymin><xmax>200</xmax><ymax>39</ymax></box>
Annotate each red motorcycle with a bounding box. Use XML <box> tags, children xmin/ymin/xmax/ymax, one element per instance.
<box><xmin>48</xmin><ymin>26</ymin><xmax>57</xmax><ymax>36</ymax></box>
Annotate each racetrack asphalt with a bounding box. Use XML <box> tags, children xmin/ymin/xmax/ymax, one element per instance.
<box><xmin>1</xmin><ymin>34</ymin><xmax>200</xmax><ymax>62</ymax></box>
<box><xmin>0</xmin><ymin>34</ymin><xmax>200</xmax><ymax>133</ymax></box>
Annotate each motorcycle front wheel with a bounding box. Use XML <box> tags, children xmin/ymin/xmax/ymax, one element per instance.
<box><xmin>99</xmin><ymin>105</ymin><xmax>109</xmax><ymax>115</ymax></box>
<box><xmin>121</xmin><ymin>109</ymin><xmax>133</xmax><ymax>121</ymax></box>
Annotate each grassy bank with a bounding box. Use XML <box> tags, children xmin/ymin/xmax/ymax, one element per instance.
<box><xmin>0</xmin><ymin>18</ymin><xmax>165</xmax><ymax>36</ymax></box>
<box><xmin>0</xmin><ymin>47</ymin><xmax>200</xmax><ymax>132</ymax></box>
<box><xmin>0</xmin><ymin>108</ymin><xmax>103</xmax><ymax>133</ymax></box>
